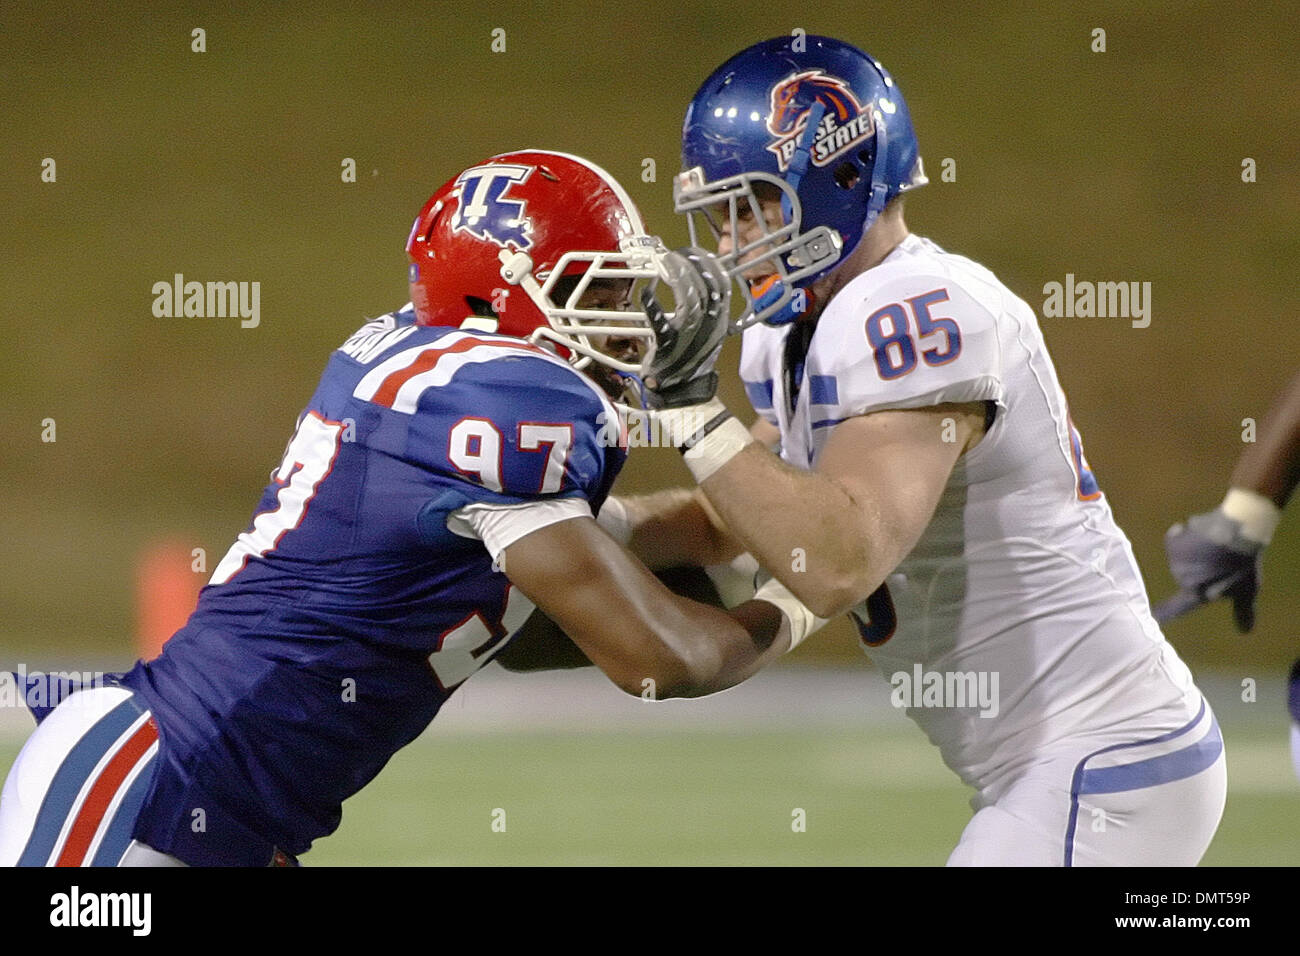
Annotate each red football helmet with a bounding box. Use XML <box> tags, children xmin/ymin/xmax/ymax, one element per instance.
<box><xmin>407</xmin><ymin>150</ymin><xmax>676</xmax><ymax>380</ymax></box>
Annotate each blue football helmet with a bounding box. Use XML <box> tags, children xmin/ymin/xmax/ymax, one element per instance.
<box><xmin>676</xmin><ymin>35</ymin><xmax>927</xmax><ymax>327</ymax></box>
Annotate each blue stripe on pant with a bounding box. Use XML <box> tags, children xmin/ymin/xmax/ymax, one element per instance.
<box><xmin>1063</xmin><ymin>700</ymin><xmax>1222</xmax><ymax>866</ymax></box>
<box><xmin>89</xmin><ymin>746</ymin><xmax>159</xmax><ymax>867</ymax></box>
<box><xmin>17</xmin><ymin>696</ymin><xmax>150</xmax><ymax>867</ymax></box>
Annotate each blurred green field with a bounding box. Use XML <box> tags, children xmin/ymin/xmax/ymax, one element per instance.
<box><xmin>6</xmin><ymin>712</ymin><xmax>1287</xmax><ymax>865</ymax></box>
<box><xmin>310</xmin><ymin>725</ymin><xmax>1300</xmax><ymax>867</ymax></box>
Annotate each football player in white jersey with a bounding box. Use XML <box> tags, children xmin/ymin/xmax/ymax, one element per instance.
<box><xmin>605</xmin><ymin>35</ymin><xmax>1227</xmax><ymax>865</ymax></box>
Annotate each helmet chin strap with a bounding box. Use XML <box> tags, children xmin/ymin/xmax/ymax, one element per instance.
<box><xmin>751</xmin><ymin>276</ymin><xmax>816</xmax><ymax>326</ymax></box>
<box><xmin>736</xmin><ymin>100</ymin><xmax>832</xmax><ymax>327</ymax></box>
<box><xmin>863</xmin><ymin>110</ymin><xmax>892</xmax><ymax>229</ymax></box>
<box><xmin>498</xmin><ymin>247</ymin><xmax>560</xmax><ymax>333</ymax></box>
<box><xmin>781</xmin><ymin>109</ymin><xmax>892</xmax><ymax>299</ymax></box>
<box><xmin>781</xmin><ymin>101</ymin><xmax>825</xmax><ymax>223</ymax></box>
<box><xmin>499</xmin><ymin>249</ymin><xmax>539</xmax><ymax>295</ymax></box>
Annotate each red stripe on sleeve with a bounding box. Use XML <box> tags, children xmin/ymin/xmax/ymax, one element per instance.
<box><xmin>371</xmin><ymin>337</ymin><xmax>544</xmax><ymax>408</ymax></box>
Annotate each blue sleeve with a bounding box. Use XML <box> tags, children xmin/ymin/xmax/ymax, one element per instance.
<box><xmin>407</xmin><ymin>352</ymin><xmax>626</xmax><ymax>507</ymax></box>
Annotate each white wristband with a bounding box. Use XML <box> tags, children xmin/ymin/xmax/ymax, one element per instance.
<box><xmin>1221</xmin><ymin>488</ymin><xmax>1282</xmax><ymax>545</ymax></box>
<box><xmin>753</xmin><ymin>576</ymin><xmax>828</xmax><ymax>652</ymax></box>
<box><xmin>596</xmin><ymin>496</ymin><xmax>634</xmax><ymax>546</ymax></box>
<box><xmin>680</xmin><ymin>401</ymin><xmax>755</xmax><ymax>484</ymax></box>
<box><xmin>704</xmin><ymin>552</ymin><xmax>761</xmax><ymax>609</ymax></box>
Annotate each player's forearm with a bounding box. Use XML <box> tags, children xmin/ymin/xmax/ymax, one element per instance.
<box><xmin>657</xmin><ymin>597</ymin><xmax>789</xmax><ymax>698</ymax></box>
<box><xmin>559</xmin><ymin>581</ymin><xmax>787</xmax><ymax>699</ymax></box>
<box><xmin>504</xmin><ymin>516</ymin><xmax>791</xmax><ymax>698</ymax></box>
<box><xmin>1229</xmin><ymin>368</ymin><xmax>1300</xmax><ymax>507</ymax></box>
<box><xmin>698</xmin><ymin>443</ymin><xmax>884</xmax><ymax>618</ymax></box>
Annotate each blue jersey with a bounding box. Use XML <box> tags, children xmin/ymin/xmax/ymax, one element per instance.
<box><xmin>117</xmin><ymin>310</ymin><xmax>626</xmax><ymax>864</ymax></box>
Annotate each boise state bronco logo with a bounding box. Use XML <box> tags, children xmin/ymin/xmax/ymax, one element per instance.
<box><xmin>766</xmin><ymin>70</ymin><xmax>875</xmax><ymax>172</ymax></box>
<box><xmin>451</xmin><ymin>163</ymin><xmax>534</xmax><ymax>249</ymax></box>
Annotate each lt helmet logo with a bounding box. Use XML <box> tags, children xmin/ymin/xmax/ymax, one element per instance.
<box><xmin>451</xmin><ymin>164</ymin><xmax>534</xmax><ymax>249</ymax></box>
<box><xmin>765</xmin><ymin>69</ymin><xmax>875</xmax><ymax>172</ymax></box>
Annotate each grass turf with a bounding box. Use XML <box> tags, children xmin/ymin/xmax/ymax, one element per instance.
<box><xmin>7</xmin><ymin>720</ymin><xmax>1286</xmax><ymax>865</ymax></box>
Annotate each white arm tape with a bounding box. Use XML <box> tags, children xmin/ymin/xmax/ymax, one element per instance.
<box><xmin>1221</xmin><ymin>488</ymin><xmax>1282</xmax><ymax>545</ymax></box>
<box><xmin>448</xmin><ymin>498</ymin><xmax>593</xmax><ymax>564</ymax></box>
<box><xmin>681</xmin><ymin>400</ymin><xmax>756</xmax><ymax>484</ymax></box>
<box><xmin>704</xmin><ymin>552</ymin><xmax>761</xmax><ymax>609</ymax></box>
<box><xmin>753</xmin><ymin>576</ymin><xmax>828</xmax><ymax>652</ymax></box>
<box><xmin>595</xmin><ymin>496</ymin><xmax>634</xmax><ymax>546</ymax></box>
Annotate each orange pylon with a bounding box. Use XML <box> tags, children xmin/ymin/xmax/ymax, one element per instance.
<box><xmin>135</xmin><ymin>539</ymin><xmax>203</xmax><ymax>661</ymax></box>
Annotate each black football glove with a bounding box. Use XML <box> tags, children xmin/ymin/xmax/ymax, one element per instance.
<box><xmin>641</xmin><ymin>247</ymin><xmax>731</xmax><ymax>409</ymax></box>
<box><xmin>1153</xmin><ymin>508</ymin><xmax>1264</xmax><ymax>633</ymax></box>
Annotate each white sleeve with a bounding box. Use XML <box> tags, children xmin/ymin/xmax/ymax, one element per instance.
<box><xmin>808</xmin><ymin>272</ymin><xmax>1005</xmax><ymax>421</ymax></box>
<box><xmin>447</xmin><ymin>498</ymin><xmax>593</xmax><ymax>563</ymax></box>
<box><xmin>738</xmin><ymin>324</ymin><xmax>783</xmax><ymax>426</ymax></box>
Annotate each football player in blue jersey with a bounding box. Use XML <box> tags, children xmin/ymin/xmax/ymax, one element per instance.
<box><xmin>0</xmin><ymin>149</ymin><xmax>822</xmax><ymax>867</ymax></box>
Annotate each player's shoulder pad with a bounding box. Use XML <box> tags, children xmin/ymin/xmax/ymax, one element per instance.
<box><xmin>423</xmin><ymin>329</ymin><xmax>619</xmax><ymax>435</ymax></box>
<box><xmin>359</xmin><ymin>328</ymin><xmax>623</xmax><ymax>502</ymax></box>
<box><xmin>336</xmin><ymin>306</ymin><xmax>423</xmax><ymax>364</ymax></box>
<box><xmin>806</xmin><ymin>248</ymin><xmax>1007</xmax><ymax>420</ymax></box>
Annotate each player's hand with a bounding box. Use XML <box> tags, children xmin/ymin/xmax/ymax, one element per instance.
<box><xmin>1153</xmin><ymin>508</ymin><xmax>1264</xmax><ymax>633</ymax></box>
<box><xmin>643</xmin><ymin>247</ymin><xmax>731</xmax><ymax>409</ymax></box>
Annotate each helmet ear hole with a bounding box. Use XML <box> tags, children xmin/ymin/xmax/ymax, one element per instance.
<box><xmin>834</xmin><ymin>162</ymin><xmax>860</xmax><ymax>190</ymax></box>
<box><xmin>856</xmin><ymin>148</ymin><xmax>874</xmax><ymax>167</ymax></box>
<box><xmin>465</xmin><ymin>296</ymin><xmax>497</xmax><ymax>318</ymax></box>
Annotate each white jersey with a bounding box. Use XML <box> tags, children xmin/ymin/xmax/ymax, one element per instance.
<box><xmin>740</xmin><ymin>234</ymin><xmax>1200</xmax><ymax>791</ymax></box>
